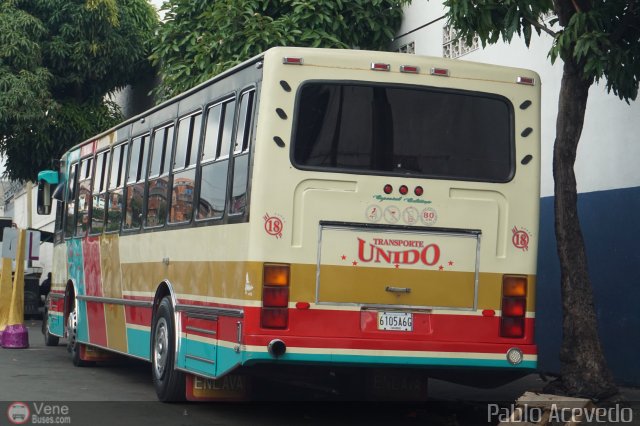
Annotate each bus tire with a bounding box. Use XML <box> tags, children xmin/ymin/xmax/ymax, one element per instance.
<box><xmin>152</xmin><ymin>296</ymin><xmax>185</xmax><ymax>402</ymax></box>
<box><xmin>43</xmin><ymin>311</ymin><xmax>59</xmax><ymax>347</ymax></box>
<box><xmin>67</xmin><ymin>304</ymin><xmax>93</xmax><ymax>367</ymax></box>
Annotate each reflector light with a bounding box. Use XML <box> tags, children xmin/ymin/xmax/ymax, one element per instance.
<box><xmin>296</xmin><ymin>301</ymin><xmax>310</xmax><ymax>310</ymax></box>
<box><xmin>506</xmin><ymin>348</ymin><xmax>524</xmax><ymax>365</ymax></box>
<box><xmin>430</xmin><ymin>67</ymin><xmax>450</xmax><ymax>77</ymax></box>
<box><xmin>414</xmin><ymin>186</ymin><xmax>424</xmax><ymax>196</ymax></box>
<box><xmin>502</xmin><ymin>297</ymin><xmax>526</xmax><ymax>317</ymax></box>
<box><xmin>282</xmin><ymin>57</ymin><xmax>304</xmax><ymax>65</ymax></box>
<box><xmin>517</xmin><ymin>76</ymin><xmax>535</xmax><ymax>86</ymax></box>
<box><xmin>399</xmin><ymin>185</ymin><xmax>408</xmax><ymax>195</ymax></box>
<box><xmin>264</xmin><ymin>264</ymin><xmax>290</xmax><ymax>286</ymax></box>
<box><xmin>263</xmin><ymin>287</ymin><xmax>289</xmax><ymax>308</ymax></box>
<box><xmin>503</xmin><ymin>275</ymin><xmax>527</xmax><ymax>297</ymax></box>
<box><xmin>500</xmin><ymin>317</ymin><xmax>525</xmax><ymax>338</ymax></box>
<box><xmin>371</xmin><ymin>63</ymin><xmax>391</xmax><ymax>71</ymax></box>
<box><xmin>383</xmin><ymin>184</ymin><xmax>393</xmax><ymax>194</ymax></box>
<box><xmin>261</xmin><ymin>308</ymin><xmax>288</xmax><ymax>329</ymax></box>
<box><xmin>400</xmin><ymin>65</ymin><xmax>419</xmax><ymax>74</ymax></box>
<box><xmin>482</xmin><ymin>309</ymin><xmax>496</xmax><ymax>317</ymax></box>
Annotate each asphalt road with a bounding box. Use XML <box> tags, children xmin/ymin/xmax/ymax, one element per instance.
<box><xmin>2</xmin><ymin>321</ymin><xmax>630</xmax><ymax>426</ymax></box>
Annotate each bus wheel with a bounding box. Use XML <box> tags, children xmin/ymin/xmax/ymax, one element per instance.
<box><xmin>66</xmin><ymin>306</ymin><xmax>93</xmax><ymax>367</ymax></box>
<box><xmin>152</xmin><ymin>297</ymin><xmax>185</xmax><ymax>402</ymax></box>
<box><xmin>43</xmin><ymin>311</ymin><xmax>59</xmax><ymax>346</ymax></box>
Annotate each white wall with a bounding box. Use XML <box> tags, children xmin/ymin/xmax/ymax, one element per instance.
<box><xmin>393</xmin><ymin>0</ymin><xmax>640</xmax><ymax>197</ymax></box>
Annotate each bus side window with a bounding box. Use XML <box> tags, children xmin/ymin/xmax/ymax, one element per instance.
<box><xmin>64</xmin><ymin>163</ymin><xmax>78</xmax><ymax>239</ymax></box>
<box><xmin>146</xmin><ymin>124</ymin><xmax>174</xmax><ymax>228</ymax></box>
<box><xmin>91</xmin><ymin>150</ymin><xmax>110</xmax><ymax>234</ymax></box>
<box><xmin>54</xmin><ymin>197</ymin><xmax>64</xmax><ymax>243</ymax></box>
<box><xmin>197</xmin><ymin>99</ymin><xmax>234</xmax><ymax>221</ymax></box>
<box><xmin>124</xmin><ymin>135</ymin><xmax>149</xmax><ymax>230</ymax></box>
<box><xmin>169</xmin><ymin>112</ymin><xmax>201</xmax><ymax>224</ymax></box>
<box><xmin>106</xmin><ymin>143</ymin><xmax>127</xmax><ymax>232</ymax></box>
<box><xmin>229</xmin><ymin>89</ymin><xmax>255</xmax><ymax>216</ymax></box>
<box><xmin>75</xmin><ymin>157</ymin><xmax>93</xmax><ymax>237</ymax></box>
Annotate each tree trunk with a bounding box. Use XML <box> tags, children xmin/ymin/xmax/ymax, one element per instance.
<box><xmin>551</xmin><ymin>59</ymin><xmax>618</xmax><ymax>399</ymax></box>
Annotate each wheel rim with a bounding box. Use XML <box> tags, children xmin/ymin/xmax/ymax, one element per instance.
<box><xmin>67</xmin><ymin>310</ymin><xmax>77</xmax><ymax>353</ymax></box>
<box><xmin>153</xmin><ymin>317</ymin><xmax>169</xmax><ymax>379</ymax></box>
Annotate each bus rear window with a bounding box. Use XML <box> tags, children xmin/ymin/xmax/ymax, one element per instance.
<box><xmin>292</xmin><ymin>83</ymin><xmax>514</xmax><ymax>182</ymax></box>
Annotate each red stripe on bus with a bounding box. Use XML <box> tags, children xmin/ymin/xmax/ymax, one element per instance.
<box><xmin>82</xmin><ymin>237</ymin><xmax>103</xmax><ymax>297</ymax></box>
<box><xmin>124</xmin><ymin>305</ymin><xmax>153</xmax><ymax>326</ymax></box>
<box><xmin>85</xmin><ymin>300</ymin><xmax>108</xmax><ymax>347</ymax></box>
<box><xmin>241</xmin><ymin>307</ymin><xmax>535</xmax><ymax>345</ymax></box>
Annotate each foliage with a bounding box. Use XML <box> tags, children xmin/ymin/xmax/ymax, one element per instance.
<box><xmin>150</xmin><ymin>0</ymin><xmax>410</xmax><ymax>100</ymax></box>
<box><xmin>0</xmin><ymin>0</ymin><xmax>158</xmax><ymax>181</ymax></box>
<box><xmin>442</xmin><ymin>0</ymin><xmax>639</xmax><ymax>399</ymax></box>
<box><xmin>0</xmin><ymin>0</ymin><xmax>53</xmax><ymax>177</ymax></box>
<box><xmin>445</xmin><ymin>0</ymin><xmax>640</xmax><ymax>101</ymax></box>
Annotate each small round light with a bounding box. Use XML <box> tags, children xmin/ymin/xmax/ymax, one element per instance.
<box><xmin>506</xmin><ymin>348</ymin><xmax>524</xmax><ymax>365</ymax></box>
<box><xmin>399</xmin><ymin>185</ymin><xmax>408</xmax><ymax>195</ymax></box>
<box><xmin>296</xmin><ymin>301</ymin><xmax>310</xmax><ymax>310</ymax></box>
<box><xmin>383</xmin><ymin>184</ymin><xmax>393</xmax><ymax>194</ymax></box>
<box><xmin>414</xmin><ymin>186</ymin><xmax>424</xmax><ymax>196</ymax></box>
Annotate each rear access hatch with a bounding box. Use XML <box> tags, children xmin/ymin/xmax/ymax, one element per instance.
<box><xmin>317</xmin><ymin>222</ymin><xmax>480</xmax><ymax>310</ymax></box>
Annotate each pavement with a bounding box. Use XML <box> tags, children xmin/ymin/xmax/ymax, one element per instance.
<box><xmin>0</xmin><ymin>320</ymin><xmax>638</xmax><ymax>425</ymax></box>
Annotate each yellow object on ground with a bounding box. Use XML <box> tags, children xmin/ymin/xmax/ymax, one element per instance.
<box><xmin>7</xmin><ymin>229</ymin><xmax>26</xmax><ymax>327</ymax></box>
<box><xmin>0</xmin><ymin>256</ymin><xmax>14</xmax><ymax>332</ymax></box>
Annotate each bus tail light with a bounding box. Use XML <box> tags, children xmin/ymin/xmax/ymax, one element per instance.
<box><xmin>400</xmin><ymin>65</ymin><xmax>419</xmax><ymax>74</ymax></box>
<box><xmin>263</xmin><ymin>287</ymin><xmax>289</xmax><ymax>307</ymax></box>
<box><xmin>430</xmin><ymin>67</ymin><xmax>450</xmax><ymax>77</ymax></box>
<box><xmin>517</xmin><ymin>76</ymin><xmax>535</xmax><ymax>86</ymax></box>
<box><xmin>283</xmin><ymin>57</ymin><xmax>304</xmax><ymax>65</ymax></box>
<box><xmin>261</xmin><ymin>264</ymin><xmax>290</xmax><ymax>329</ymax></box>
<box><xmin>371</xmin><ymin>63</ymin><xmax>391</xmax><ymax>71</ymax></box>
<box><xmin>500</xmin><ymin>275</ymin><xmax>527</xmax><ymax>338</ymax></box>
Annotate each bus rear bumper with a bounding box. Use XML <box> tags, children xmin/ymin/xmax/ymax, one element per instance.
<box><xmin>240</xmin><ymin>335</ymin><xmax>537</xmax><ymax>370</ymax></box>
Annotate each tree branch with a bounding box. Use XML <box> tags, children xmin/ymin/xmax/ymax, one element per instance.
<box><xmin>524</xmin><ymin>15</ymin><xmax>558</xmax><ymax>38</ymax></box>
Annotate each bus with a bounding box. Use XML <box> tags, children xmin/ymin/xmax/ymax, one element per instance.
<box><xmin>37</xmin><ymin>46</ymin><xmax>540</xmax><ymax>401</ymax></box>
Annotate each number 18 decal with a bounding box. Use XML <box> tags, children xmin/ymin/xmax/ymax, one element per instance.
<box><xmin>264</xmin><ymin>213</ymin><xmax>284</xmax><ymax>239</ymax></box>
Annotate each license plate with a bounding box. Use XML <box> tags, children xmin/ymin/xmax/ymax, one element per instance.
<box><xmin>377</xmin><ymin>312</ymin><xmax>413</xmax><ymax>331</ymax></box>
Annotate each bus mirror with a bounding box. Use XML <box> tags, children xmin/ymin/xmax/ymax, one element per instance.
<box><xmin>37</xmin><ymin>179</ymin><xmax>52</xmax><ymax>215</ymax></box>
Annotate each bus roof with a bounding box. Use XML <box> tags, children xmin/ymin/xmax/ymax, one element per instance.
<box><xmin>65</xmin><ymin>46</ymin><xmax>539</xmax><ymax>157</ymax></box>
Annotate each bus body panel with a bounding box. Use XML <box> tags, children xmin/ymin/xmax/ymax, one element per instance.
<box><xmin>43</xmin><ymin>47</ymin><xmax>540</xmax><ymax>388</ymax></box>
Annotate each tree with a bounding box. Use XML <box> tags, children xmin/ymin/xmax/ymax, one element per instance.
<box><xmin>150</xmin><ymin>0</ymin><xmax>410</xmax><ymax>100</ymax></box>
<box><xmin>443</xmin><ymin>0</ymin><xmax>639</xmax><ymax>399</ymax></box>
<box><xmin>0</xmin><ymin>0</ymin><xmax>53</xmax><ymax>180</ymax></box>
<box><xmin>0</xmin><ymin>0</ymin><xmax>158</xmax><ymax>181</ymax></box>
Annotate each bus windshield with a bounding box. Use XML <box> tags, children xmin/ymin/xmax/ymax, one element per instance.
<box><xmin>293</xmin><ymin>82</ymin><xmax>514</xmax><ymax>182</ymax></box>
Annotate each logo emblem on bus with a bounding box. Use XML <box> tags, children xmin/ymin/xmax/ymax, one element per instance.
<box><xmin>420</xmin><ymin>207</ymin><xmax>438</xmax><ymax>226</ymax></box>
<box><xmin>263</xmin><ymin>213</ymin><xmax>284</xmax><ymax>239</ymax></box>
<box><xmin>512</xmin><ymin>226</ymin><xmax>530</xmax><ymax>251</ymax></box>
<box><xmin>357</xmin><ymin>237</ymin><xmax>440</xmax><ymax>267</ymax></box>
<box><xmin>365</xmin><ymin>205</ymin><xmax>382</xmax><ymax>222</ymax></box>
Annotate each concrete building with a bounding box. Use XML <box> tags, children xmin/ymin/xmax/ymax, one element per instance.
<box><xmin>392</xmin><ymin>1</ymin><xmax>640</xmax><ymax>386</ymax></box>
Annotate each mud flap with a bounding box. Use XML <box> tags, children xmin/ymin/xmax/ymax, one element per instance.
<box><xmin>185</xmin><ymin>374</ymin><xmax>251</xmax><ymax>401</ymax></box>
<box><xmin>79</xmin><ymin>344</ymin><xmax>117</xmax><ymax>362</ymax></box>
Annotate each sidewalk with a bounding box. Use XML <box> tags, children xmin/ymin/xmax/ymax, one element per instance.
<box><xmin>428</xmin><ymin>373</ymin><xmax>640</xmax><ymax>402</ymax></box>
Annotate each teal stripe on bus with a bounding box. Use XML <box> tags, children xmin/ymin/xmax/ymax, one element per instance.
<box><xmin>241</xmin><ymin>350</ymin><xmax>537</xmax><ymax>370</ymax></box>
<box><xmin>48</xmin><ymin>314</ymin><xmax>65</xmax><ymax>337</ymax></box>
<box><xmin>126</xmin><ymin>328</ymin><xmax>151</xmax><ymax>360</ymax></box>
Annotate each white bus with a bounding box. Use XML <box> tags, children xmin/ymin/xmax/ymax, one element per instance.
<box><xmin>38</xmin><ymin>47</ymin><xmax>540</xmax><ymax>401</ymax></box>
